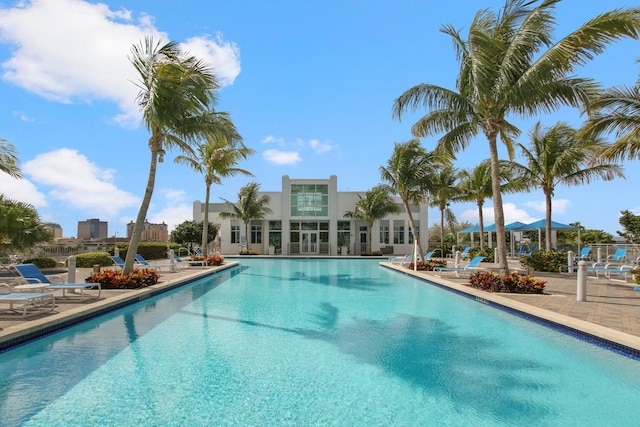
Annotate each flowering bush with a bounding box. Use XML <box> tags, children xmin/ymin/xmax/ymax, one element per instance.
<box><xmin>239</xmin><ymin>249</ymin><xmax>260</xmax><ymax>255</ymax></box>
<box><xmin>468</xmin><ymin>271</ymin><xmax>546</xmax><ymax>294</ymax></box>
<box><xmin>86</xmin><ymin>268</ymin><xmax>160</xmax><ymax>289</ymax></box>
<box><xmin>191</xmin><ymin>254</ymin><xmax>224</xmax><ymax>266</ymax></box>
<box><xmin>361</xmin><ymin>251</ymin><xmax>383</xmax><ymax>256</ymax></box>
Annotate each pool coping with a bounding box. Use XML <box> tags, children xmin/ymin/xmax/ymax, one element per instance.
<box><xmin>0</xmin><ymin>262</ymin><xmax>239</xmax><ymax>352</ymax></box>
<box><xmin>381</xmin><ymin>262</ymin><xmax>640</xmax><ymax>359</ymax></box>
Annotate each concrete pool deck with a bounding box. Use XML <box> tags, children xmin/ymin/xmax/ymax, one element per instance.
<box><xmin>1</xmin><ymin>258</ymin><xmax>639</xmax><ymax>356</ymax></box>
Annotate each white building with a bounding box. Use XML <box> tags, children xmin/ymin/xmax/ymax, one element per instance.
<box><xmin>193</xmin><ymin>175</ymin><xmax>428</xmax><ymax>256</ymax></box>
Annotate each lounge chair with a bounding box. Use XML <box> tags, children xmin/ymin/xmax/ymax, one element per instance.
<box><xmin>522</xmin><ymin>246</ymin><xmax>537</xmax><ymax>257</ymax></box>
<box><xmin>434</xmin><ymin>256</ymin><xmax>485</xmax><ymax>278</ymax></box>
<box><xmin>389</xmin><ymin>254</ymin><xmax>413</xmax><ymax>266</ymax></box>
<box><xmin>110</xmin><ymin>255</ymin><xmax>125</xmax><ymax>270</ymax></box>
<box><xmin>606</xmin><ymin>248</ymin><xmax>627</xmax><ymax>264</ymax></box>
<box><xmin>459</xmin><ymin>246</ymin><xmax>471</xmax><ymax>260</ymax></box>
<box><xmin>0</xmin><ymin>283</ymin><xmax>55</xmax><ymax>317</ymax></box>
<box><xmin>423</xmin><ymin>251</ymin><xmax>435</xmax><ymax>261</ymax></box>
<box><xmin>559</xmin><ymin>247</ymin><xmax>593</xmax><ymax>273</ymax></box>
<box><xmin>193</xmin><ymin>248</ymin><xmax>203</xmax><ymax>256</ymax></box>
<box><xmin>509</xmin><ymin>244</ymin><xmax>526</xmax><ymax>258</ymax></box>
<box><xmin>12</xmin><ymin>264</ymin><xmax>100</xmax><ymax>301</ymax></box>
<box><xmin>173</xmin><ymin>254</ymin><xmax>207</xmax><ymax>268</ymax></box>
<box><xmin>135</xmin><ymin>254</ymin><xmax>175</xmax><ymax>272</ymax></box>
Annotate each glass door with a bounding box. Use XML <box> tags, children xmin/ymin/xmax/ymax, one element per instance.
<box><xmin>301</xmin><ymin>231</ymin><xmax>318</xmax><ymax>254</ymax></box>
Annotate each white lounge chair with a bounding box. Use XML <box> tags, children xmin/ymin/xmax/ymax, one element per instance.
<box><xmin>0</xmin><ymin>283</ymin><xmax>55</xmax><ymax>317</ymax></box>
<box><xmin>13</xmin><ymin>264</ymin><xmax>101</xmax><ymax>301</ymax></box>
<box><xmin>173</xmin><ymin>254</ymin><xmax>207</xmax><ymax>268</ymax></box>
<box><xmin>135</xmin><ymin>254</ymin><xmax>175</xmax><ymax>272</ymax></box>
<box><xmin>434</xmin><ymin>256</ymin><xmax>485</xmax><ymax>278</ymax></box>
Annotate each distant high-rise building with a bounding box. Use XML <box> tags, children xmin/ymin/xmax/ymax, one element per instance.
<box><xmin>77</xmin><ymin>218</ymin><xmax>108</xmax><ymax>240</ymax></box>
<box><xmin>43</xmin><ymin>222</ymin><xmax>63</xmax><ymax>239</ymax></box>
<box><xmin>127</xmin><ymin>220</ymin><xmax>169</xmax><ymax>242</ymax></box>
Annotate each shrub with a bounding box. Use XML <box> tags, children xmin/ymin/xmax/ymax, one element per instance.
<box><xmin>239</xmin><ymin>249</ymin><xmax>260</xmax><ymax>255</ymax></box>
<box><xmin>520</xmin><ymin>251</ymin><xmax>566</xmax><ymax>272</ymax></box>
<box><xmin>468</xmin><ymin>271</ymin><xmax>546</xmax><ymax>294</ymax></box>
<box><xmin>113</xmin><ymin>242</ymin><xmax>182</xmax><ymax>260</ymax></box>
<box><xmin>468</xmin><ymin>247</ymin><xmax>495</xmax><ymax>263</ymax></box>
<box><xmin>192</xmin><ymin>254</ymin><xmax>224</xmax><ymax>266</ymax></box>
<box><xmin>24</xmin><ymin>256</ymin><xmax>58</xmax><ymax>269</ymax></box>
<box><xmin>86</xmin><ymin>268</ymin><xmax>160</xmax><ymax>289</ymax></box>
<box><xmin>408</xmin><ymin>259</ymin><xmax>447</xmax><ymax>271</ymax></box>
<box><xmin>361</xmin><ymin>251</ymin><xmax>383</xmax><ymax>256</ymax></box>
<box><xmin>70</xmin><ymin>252</ymin><xmax>113</xmax><ymax>268</ymax></box>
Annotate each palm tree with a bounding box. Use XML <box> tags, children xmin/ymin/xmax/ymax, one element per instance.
<box><xmin>392</xmin><ymin>0</ymin><xmax>640</xmax><ymax>272</ymax></box>
<box><xmin>457</xmin><ymin>160</ymin><xmax>526</xmax><ymax>249</ymax></box>
<box><xmin>343</xmin><ymin>185</ymin><xmax>400</xmax><ymax>252</ymax></box>
<box><xmin>124</xmin><ymin>37</ymin><xmax>220</xmax><ymax>274</ymax></box>
<box><xmin>582</xmin><ymin>70</ymin><xmax>640</xmax><ymax>161</ymax></box>
<box><xmin>428</xmin><ymin>165</ymin><xmax>460</xmax><ymax>249</ymax></box>
<box><xmin>0</xmin><ymin>194</ymin><xmax>51</xmax><ymax>252</ymax></box>
<box><xmin>379</xmin><ymin>139</ymin><xmax>447</xmax><ymax>257</ymax></box>
<box><xmin>510</xmin><ymin>121</ymin><xmax>623</xmax><ymax>251</ymax></box>
<box><xmin>219</xmin><ymin>182</ymin><xmax>272</xmax><ymax>250</ymax></box>
<box><xmin>175</xmin><ymin>114</ymin><xmax>254</xmax><ymax>256</ymax></box>
<box><xmin>0</xmin><ymin>138</ymin><xmax>21</xmax><ymax>179</ymax></box>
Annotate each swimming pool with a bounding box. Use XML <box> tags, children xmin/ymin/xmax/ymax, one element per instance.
<box><xmin>1</xmin><ymin>258</ymin><xmax>639</xmax><ymax>426</ymax></box>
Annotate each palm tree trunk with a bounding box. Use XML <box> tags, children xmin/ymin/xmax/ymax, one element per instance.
<box><xmin>403</xmin><ymin>200</ymin><xmax>424</xmax><ymax>258</ymax></box>
<box><xmin>478</xmin><ymin>200</ymin><xmax>485</xmax><ymax>249</ymax></box>
<box><xmin>545</xmin><ymin>190</ymin><xmax>553</xmax><ymax>252</ymax></box>
<box><xmin>439</xmin><ymin>207</ymin><xmax>445</xmax><ymax>248</ymax></box>
<box><xmin>367</xmin><ymin>221</ymin><xmax>373</xmax><ymax>252</ymax></box>
<box><xmin>201</xmin><ymin>183</ymin><xmax>211</xmax><ymax>257</ymax></box>
<box><xmin>487</xmin><ymin>133</ymin><xmax>509</xmax><ymax>273</ymax></box>
<box><xmin>124</xmin><ymin>148</ymin><xmax>159</xmax><ymax>275</ymax></box>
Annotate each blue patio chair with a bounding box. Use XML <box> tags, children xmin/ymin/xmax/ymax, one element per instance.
<box><xmin>134</xmin><ymin>254</ymin><xmax>175</xmax><ymax>272</ymax></box>
<box><xmin>423</xmin><ymin>251</ymin><xmax>435</xmax><ymax>261</ymax></box>
<box><xmin>13</xmin><ymin>263</ymin><xmax>101</xmax><ymax>301</ymax></box>
<box><xmin>434</xmin><ymin>256</ymin><xmax>485</xmax><ymax>278</ymax></box>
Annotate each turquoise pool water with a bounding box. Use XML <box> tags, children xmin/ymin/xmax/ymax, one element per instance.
<box><xmin>1</xmin><ymin>258</ymin><xmax>640</xmax><ymax>426</ymax></box>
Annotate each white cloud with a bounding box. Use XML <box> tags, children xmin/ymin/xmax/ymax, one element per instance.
<box><xmin>0</xmin><ymin>174</ymin><xmax>47</xmax><ymax>207</ymax></box>
<box><xmin>261</xmin><ymin>135</ymin><xmax>285</xmax><ymax>146</ymax></box>
<box><xmin>263</xmin><ymin>149</ymin><xmax>302</xmax><ymax>165</ymax></box>
<box><xmin>22</xmin><ymin>148</ymin><xmax>139</xmax><ymax>216</ymax></box>
<box><xmin>523</xmin><ymin>199</ymin><xmax>570</xmax><ymax>215</ymax></box>
<box><xmin>459</xmin><ymin>203</ymin><xmax>539</xmax><ymax>225</ymax></box>
<box><xmin>309</xmin><ymin>139</ymin><xmax>332</xmax><ymax>154</ymax></box>
<box><xmin>147</xmin><ymin>189</ymin><xmax>193</xmax><ymax>232</ymax></box>
<box><xmin>181</xmin><ymin>34</ymin><xmax>240</xmax><ymax>86</ymax></box>
<box><xmin>0</xmin><ymin>0</ymin><xmax>240</xmax><ymax>126</ymax></box>
<box><xmin>12</xmin><ymin>110</ymin><xmax>34</xmax><ymax>122</ymax></box>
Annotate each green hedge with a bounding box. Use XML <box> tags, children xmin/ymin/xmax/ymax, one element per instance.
<box><xmin>520</xmin><ymin>251</ymin><xmax>566</xmax><ymax>272</ymax></box>
<box><xmin>112</xmin><ymin>242</ymin><xmax>182</xmax><ymax>260</ymax></box>
<box><xmin>68</xmin><ymin>252</ymin><xmax>114</xmax><ymax>268</ymax></box>
<box><xmin>24</xmin><ymin>256</ymin><xmax>58</xmax><ymax>269</ymax></box>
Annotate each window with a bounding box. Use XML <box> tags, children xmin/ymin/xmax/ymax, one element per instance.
<box><xmin>230</xmin><ymin>225</ymin><xmax>240</xmax><ymax>244</ymax></box>
<box><xmin>379</xmin><ymin>220</ymin><xmax>390</xmax><ymax>244</ymax></box>
<box><xmin>338</xmin><ymin>221</ymin><xmax>351</xmax><ymax>247</ymax></box>
<box><xmin>250</xmin><ymin>222</ymin><xmax>262</xmax><ymax>244</ymax></box>
<box><xmin>290</xmin><ymin>184</ymin><xmax>329</xmax><ymax>216</ymax></box>
<box><xmin>393</xmin><ymin>220</ymin><xmax>405</xmax><ymax>244</ymax></box>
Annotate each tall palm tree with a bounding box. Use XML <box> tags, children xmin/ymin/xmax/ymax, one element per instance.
<box><xmin>582</xmin><ymin>70</ymin><xmax>640</xmax><ymax>161</ymax></box>
<box><xmin>510</xmin><ymin>121</ymin><xmax>623</xmax><ymax>251</ymax></box>
<box><xmin>428</xmin><ymin>164</ymin><xmax>460</xmax><ymax>249</ymax></box>
<box><xmin>219</xmin><ymin>182</ymin><xmax>272</xmax><ymax>249</ymax></box>
<box><xmin>393</xmin><ymin>0</ymin><xmax>640</xmax><ymax>272</ymax></box>
<box><xmin>124</xmin><ymin>37</ymin><xmax>220</xmax><ymax>274</ymax></box>
<box><xmin>175</xmin><ymin>114</ymin><xmax>254</xmax><ymax>256</ymax></box>
<box><xmin>379</xmin><ymin>139</ymin><xmax>447</xmax><ymax>257</ymax></box>
<box><xmin>0</xmin><ymin>138</ymin><xmax>21</xmax><ymax>179</ymax></box>
<box><xmin>343</xmin><ymin>185</ymin><xmax>400</xmax><ymax>252</ymax></box>
<box><xmin>457</xmin><ymin>160</ymin><xmax>526</xmax><ymax>249</ymax></box>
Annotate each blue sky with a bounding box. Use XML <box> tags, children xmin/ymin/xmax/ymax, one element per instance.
<box><xmin>1</xmin><ymin>0</ymin><xmax>638</xmax><ymax>239</ymax></box>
